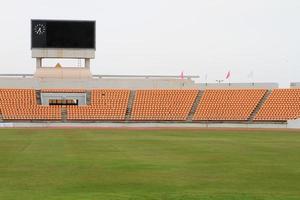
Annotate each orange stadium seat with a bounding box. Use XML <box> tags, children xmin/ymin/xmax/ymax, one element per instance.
<box><xmin>254</xmin><ymin>89</ymin><xmax>300</xmax><ymax>121</ymax></box>
<box><xmin>41</xmin><ymin>89</ymin><xmax>86</xmax><ymax>93</ymax></box>
<box><xmin>0</xmin><ymin>89</ymin><xmax>61</xmax><ymax>120</ymax></box>
<box><xmin>67</xmin><ymin>89</ymin><xmax>129</xmax><ymax>121</ymax></box>
<box><xmin>131</xmin><ymin>89</ymin><xmax>198</xmax><ymax>121</ymax></box>
<box><xmin>193</xmin><ymin>89</ymin><xmax>267</xmax><ymax>121</ymax></box>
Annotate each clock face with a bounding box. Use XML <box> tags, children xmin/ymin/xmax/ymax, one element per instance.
<box><xmin>34</xmin><ymin>24</ymin><xmax>46</xmax><ymax>35</ymax></box>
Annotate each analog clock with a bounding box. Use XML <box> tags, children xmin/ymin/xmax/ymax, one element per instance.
<box><xmin>34</xmin><ymin>24</ymin><xmax>46</xmax><ymax>35</ymax></box>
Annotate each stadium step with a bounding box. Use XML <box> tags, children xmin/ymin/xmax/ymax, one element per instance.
<box><xmin>249</xmin><ymin>89</ymin><xmax>272</xmax><ymax>121</ymax></box>
<box><xmin>86</xmin><ymin>90</ymin><xmax>92</xmax><ymax>105</ymax></box>
<box><xmin>61</xmin><ymin>106</ymin><xmax>68</xmax><ymax>122</ymax></box>
<box><xmin>187</xmin><ymin>90</ymin><xmax>203</xmax><ymax>122</ymax></box>
<box><xmin>36</xmin><ymin>90</ymin><xmax>41</xmax><ymax>105</ymax></box>
<box><xmin>125</xmin><ymin>90</ymin><xmax>136</xmax><ymax>121</ymax></box>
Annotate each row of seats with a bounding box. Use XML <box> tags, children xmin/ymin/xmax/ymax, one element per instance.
<box><xmin>67</xmin><ymin>90</ymin><xmax>130</xmax><ymax>121</ymax></box>
<box><xmin>193</xmin><ymin>89</ymin><xmax>267</xmax><ymax>121</ymax></box>
<box><xmin>41</xmin><ymin>89</ymin><xmax>86</xmax><ymax>93</ymax></box>
<box><xmin>255</xmin><ymin>89</ymin><xmax>300</xmax><ymax>121</ymax></box>
<box><xmin>131</xmin><ymin>90</ymin><xmax>198</xmax><ymax>121</ymax></box>
<box><xmin>0</xmin><ymin>88</ymin><xmax>300</xmax><ymax>121</ymax></box>
<box><xmin>0</xmin><ymin>89</ymin><xmax>61</xmax><ymax>120</ymax></box>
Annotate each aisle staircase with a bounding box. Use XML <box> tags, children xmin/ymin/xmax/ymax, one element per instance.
<box><xmin>249</xmin><ymin>90</ymin><xmax>272</xmax><ymax>121</ymax></box>
<box><xmin>187</xmin><ymin>90</ymin><xmax>203</xmax><ymax>121</ymax></box>
<box><xmin>125</xmin><ymin>90</ymin><xmax>136</xmax><ymax>121</ymax></box>
<box><xmin>61</xmin><ymin>106</ymin><xmax>68</xmax><ymax>122</ymax></box>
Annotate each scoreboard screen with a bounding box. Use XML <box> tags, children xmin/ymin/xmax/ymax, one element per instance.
<box><xmin>31</xmin><ymin>20</ymin><xmax>96</xmax><ymax>49</ymax></box>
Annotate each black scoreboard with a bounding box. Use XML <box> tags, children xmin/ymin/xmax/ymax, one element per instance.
<box><xmin>31</xmin><ymin>20</ymin><xmax>96</xmax><ymax>49</ymax></box>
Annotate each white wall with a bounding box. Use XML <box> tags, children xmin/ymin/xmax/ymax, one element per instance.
<box><xmin>0</xmin><ymin>77</ymin><xmax>198</xmax><ymax>89</ymax></box>
<box><xmin>287</xmin><ymin>119</ymin><xmax>300</xmax><ymax>129</ymax></box>
<box><xmin>41</xmin><ymin>93</ymin><xmax>86</xmax><ymax>105</ymax></box>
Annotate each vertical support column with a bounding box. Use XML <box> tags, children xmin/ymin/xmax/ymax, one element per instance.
<box><xmin>36</xmin><ymin>58</ymin><xmax>42</xmax><ymax>68</ymax></box>
<box><xmin>85</xmin><ymin>58</ymin><xmax>90</xmax><ymax>69</ymax></box>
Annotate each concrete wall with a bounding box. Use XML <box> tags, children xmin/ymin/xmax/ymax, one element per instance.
<box><xmin>0</xmin><ymin>77</ymin><xmax>287</xmax><ymax>90</ymax></box>
<box><xmin>287</xmin><ymin>119</ymin><xmax>300</xmax><ymax>128</ymax></box>
<box><xmin>32</xmin><ymin>48</ymin><xmax>95</xmax><ymax>59</ymax></box>
<box><xmin>0</xmin><ymin>122</ymin><xmax>289</xmax><ymax>129</ymax></box>
<box><xmin>34</xmin><ymin>68</ymin><xmax>92</xmax><ymax>79</ymax></box>
<box><xmin>41</xmin><ymin>93</ymin><xmax>86</xmax><ymax>105</ymax></box>
<box><xmin>0</xmin><ymin>77</ymin><xmax>198</xmax><ymax>89</ymax></box>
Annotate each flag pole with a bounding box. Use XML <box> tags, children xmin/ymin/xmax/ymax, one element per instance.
<box><xmin>229</xmin><ymin>70</ymin><xmax>231</xmax><ymax>86</ymax></box>
<box><xmin>225</xmin><ymin>70</ymin><xmax>231</xmax><ymax>86</ymax></box>
<box><xmin>252</xmin><ymin>71</ymin><xmax>254</xmax><ymax>86</ymax></box>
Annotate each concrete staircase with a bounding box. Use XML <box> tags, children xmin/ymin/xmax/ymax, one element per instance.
<box><xmin>125</xmin><ymin>90</ymin><xmax>136</xmax><ymax>121</ymax></box>
<box><xmin>187</xmin><ymin>90</ymin><xmax>203</xmax><ymax>122</ymax></box>
<box><xmin>61</xmin><ymin>106</ymin><xmax>68</xmax><ymax>122</ymax></box>
<box><xmin>249</xmin><ymin>90</ymin><xmax>272</xmax><ymax>121</ymax></box>
<box><xmin>86</xmin><ymin>90</ymin><xmax>92</xmax><ymax>105</ymax></box>
<box><xmin>36</xmin><ymin>90</ymin><xmax>41</xmax><ymax>105</ymax></box>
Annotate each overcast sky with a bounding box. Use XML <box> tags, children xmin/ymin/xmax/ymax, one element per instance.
<box><xmin>0</xmin><ymin>0</ymin><xmax>299</xmax><ymax>86</ymax></box>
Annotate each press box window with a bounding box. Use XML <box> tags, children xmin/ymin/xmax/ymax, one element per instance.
<box><xmin>49</xmin><ymin>99</ymin><xmax>78</xmax><ymax>105</ymax></box>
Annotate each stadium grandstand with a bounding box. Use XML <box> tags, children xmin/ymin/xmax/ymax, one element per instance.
<box><xmin>0</xmin><ymin>19</ymin><xmax>299</xmax><ymax>128</ymax></box>
<box><xmin>3</xmin><ymin>0</ymin><xmax>300</xmax><ymax>197</ymax></box>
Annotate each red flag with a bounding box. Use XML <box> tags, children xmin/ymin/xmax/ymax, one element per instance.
<box><xmin>225</xmin><ymin>70</ymin><xmax>231</xmax><ymax>79</ymax></box>
<box><xmin>180</xmin><ymin>71</ymin><xmax>184</xmax><ymax>79</ymax></box>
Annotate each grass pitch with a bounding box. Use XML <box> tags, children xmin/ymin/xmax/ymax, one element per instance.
<box><xmin>0</xmin><ymin>128</ymin><xmax>300</xmax><ymax>200</ymax></box>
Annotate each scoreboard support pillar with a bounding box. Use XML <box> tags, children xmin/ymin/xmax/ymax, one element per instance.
<box><xmin>85</xmin><ymin>59</ymin><xmax>90</xmax><ymax>69</ymax></box>
<box><xmin>36</xmin><ymin>58</ymin><xmax>42</xmax><ymax>68</ymax></box>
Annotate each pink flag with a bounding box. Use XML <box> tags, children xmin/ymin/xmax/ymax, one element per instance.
<box><xmin>225</xmin><ymin>70</ymin><xmax>231</xmax><ymax>79</ymax></box>
<box><xmin>180</xmin><ymin>71</ymin><xmax>184</xmax><ymax>79</ymax></box>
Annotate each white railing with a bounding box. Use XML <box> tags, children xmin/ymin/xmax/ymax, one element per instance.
<box><xmin>92</xmin><ymin>75</ymin><xmax>199</xmax><ymax>80</ymax></box>
<box><xmin>0</xmin><ymin>74</ymin><xmax>34</xmax><ymax>78</ymax></box>
<box><xmin>0</xmin><ymin>74</ymin><xmax>199</xmax><ymax>80</ymax></box>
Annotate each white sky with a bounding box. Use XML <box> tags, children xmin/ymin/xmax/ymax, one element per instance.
<box><xmin>0</xmin><ymin>0</ymin><xmax>299</xmax><ymax>86</ymax></box>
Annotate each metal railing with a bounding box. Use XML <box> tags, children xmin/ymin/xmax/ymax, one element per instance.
<box><xmin>92</xmin><ymin>75</ymin><xmax>199</xmax><ymax>80</ymax></box>
<box><xmin>0</xmin><ymin>74</ymin><xmax>34</xmax><ymax>78</ymax></box>
<box><xmin>0</xmin><ymin>74</ymin><xmax>199</xmax><ymax>80</ymax></box>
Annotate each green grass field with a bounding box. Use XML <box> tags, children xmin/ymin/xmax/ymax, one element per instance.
<box><xmin>0</xmin><ymin>128</ymin><xmax>300</xmax><ymax>200</ymax></box>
